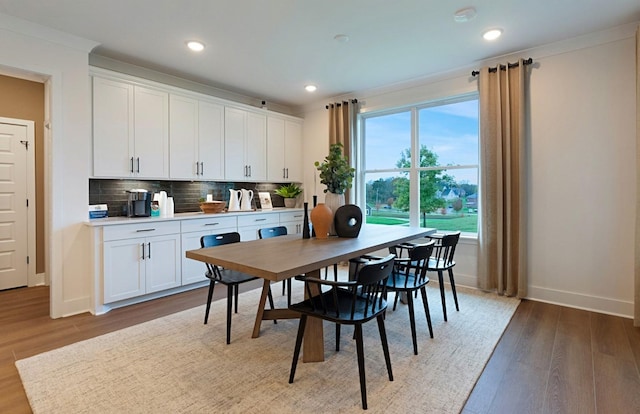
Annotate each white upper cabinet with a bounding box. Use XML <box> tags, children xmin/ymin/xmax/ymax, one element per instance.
<box><xmin>169</xmin><ymin>95</ymin><xmax>224</xmax><ymax>180</ymax></box>
<box><xmin>267</xmin><ymin>116</ymin><xmax>303</xmax><ymax>182</ymax></box>
<box><xmin>224</xmin><ymin>107</ymin><xmax>267</xmax><ymax>181</ymax></box>
<box><xmin>93</xmin><ymin>76</ymin><xmax>169</xmax><ymax>178</ymax></box>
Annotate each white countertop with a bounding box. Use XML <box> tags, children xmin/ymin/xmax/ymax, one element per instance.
<box><xmin>84</xmin><ymin>208</ymin><xmax>304</xmax><ymax>227</ymax></box>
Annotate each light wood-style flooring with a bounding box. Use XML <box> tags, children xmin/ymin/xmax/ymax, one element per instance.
<box><xmin>2</xmin><ymin>285</ymin><xmax>640</xmax><ymax>413</ymax></box>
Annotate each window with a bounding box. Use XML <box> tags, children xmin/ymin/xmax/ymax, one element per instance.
<box><xmin>358</xmin><ymin>95</ymin><xmax>479</xmax><ymax>234</ymax></box>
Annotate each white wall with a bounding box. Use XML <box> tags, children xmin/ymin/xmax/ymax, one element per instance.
<box><xmin>302</xmin><ymin>23</ymin><xmax>638</xmax><ymax>318</ymax></box>
<box><xmin>0</xmin><ymin>14</ymin><xmax>97</xmax><ymax>317</ymax></box>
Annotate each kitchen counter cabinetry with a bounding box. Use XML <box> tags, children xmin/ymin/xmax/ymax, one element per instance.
<box><xmin>169</xmin><ymin>94</ymin><xmax>224</xmax><ymax>180</ymax></box>
<box><xmin>102</xmin><ymin>221</ymin><xmax>181</xmax><ymax>303</ymax></box>
<box><xmin>88</xmin><ymin>209</ymin><xmax>303</xmax><ymax>314</ymax></box>
<box><xmin>279</xmin><ymin>210</ymin><xmax>305</xmax><ymax>235</ymax></box>
<box><xmin>180</xmin><ymin>216</ymin><xmax>237</xmax><ymax>285</ymax></box>
<box><xmin>267</xmin><ymin>116</ymin><xmax>303</xmax><ymax>182</ymax></box>
<box><xmin>224</xmin><ymin>107</ymin><xmax>267</xmax><ymax>181</ymax></box>
<box><xmin>93</xmin><ymin>76</ymin><xmax>169</xmax><ymax>178</ymax></box>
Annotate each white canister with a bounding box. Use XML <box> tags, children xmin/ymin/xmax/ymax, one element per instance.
<box><xmin>166</xmin><ymin>197</ymin><xmax>174</xmax><ymax>217</ymax></box>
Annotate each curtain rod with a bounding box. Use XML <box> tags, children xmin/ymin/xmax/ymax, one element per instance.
<box><xmin>471</xmin><ymin>58</ymin><xmax>533</xmax><ymax>77</ymax></box>
<box><xmin>326</xmin><ymin>98</ymin><xmax>358</xmax><ymax>109</ymax></box>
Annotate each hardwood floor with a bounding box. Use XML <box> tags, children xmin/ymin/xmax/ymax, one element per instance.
<box><xmin>2</xmin><ymin>285</ymin><xmax>640</xmax><ymax>413</ymax></box>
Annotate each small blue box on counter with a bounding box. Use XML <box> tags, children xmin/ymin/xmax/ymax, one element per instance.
<box><xmin>89</xmin><ymin>204</ymin><xmax>108</xmax><ymax>219</ymax></box>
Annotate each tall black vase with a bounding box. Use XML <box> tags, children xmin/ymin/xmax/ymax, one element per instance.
<box><xmin>302</xmin><ymin>202</ymin><xmax>311</xmax><ymax>239</ymax></box>
<box><xmin>311</xmin><ymin>196</ymin><xmax>317</xmax><ymax>237</ymax></box>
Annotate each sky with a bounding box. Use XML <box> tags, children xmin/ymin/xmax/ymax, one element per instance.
<box><xmin>363</xmin><ymin>98</ymin><xmax>479</xmax><ymax>184</ymax></box>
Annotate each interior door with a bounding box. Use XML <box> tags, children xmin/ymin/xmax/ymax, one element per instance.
<box><xmin>0</xmin><ymin>123</ymin><xmax>28</xmax><ymax>290</ymax></box>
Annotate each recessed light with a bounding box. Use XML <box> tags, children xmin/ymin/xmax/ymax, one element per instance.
<box><xmin>453</xmin><ymin>7</ymin><xmax>477</xmax><ymax>23</ymax></box>
<box><xmin>334</xmin><ymin>34</ymin><xmax>350</xmax><ymax>43</ymax></box>
<box><xmin>305</xmin><ymin>85</ymin><xmax>317</xmax><ymax>92</ymax></box>
<box><xmin>482</xmin><ymin>28</ymin><xmax>503</xmax><ymax>41</ymax></box>
<box><xmin>186</xmin><ymin>41</ymin><xmax>205</xmax><ymax>52</ymax></box>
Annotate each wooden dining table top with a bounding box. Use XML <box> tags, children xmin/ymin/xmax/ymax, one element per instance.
<box><xmin>185</xmin><ymin>224</ymin><xmax>436</xmax><ymax>281</ymax></box>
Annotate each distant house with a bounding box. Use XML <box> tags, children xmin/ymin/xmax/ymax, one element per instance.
<box><xmin>466</xmin><ymin>193</ymin><xmax>477</xmax><ymax>209</ymax></box>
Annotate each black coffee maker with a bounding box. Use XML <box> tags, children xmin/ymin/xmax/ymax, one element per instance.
<box><xmin>126</xmin><ymin>189</ymin><xmax>152</xmax><ymax>217</ymax></box>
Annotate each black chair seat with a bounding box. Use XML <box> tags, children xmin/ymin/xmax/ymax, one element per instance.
<box><xmin>206</xmin><ymin>269</ymin><xmax>258</xmax><ymax>284</ymax></box>
<box><xmin>425</xmin><ymin>231</ymin><xmax>461</xmax><ymax>322</ymax></box>
<box><xmin>385</xmin><ymin>241</ymin><xmax>436</xmax><ymax>355</ymax></box>
<box><xmin>289</xmin><ymin>288</ymin><xmax>387</xmax><ymax>325</ymax></box>
<box><xmin>201</xmin><ymin>232</ymin><xmax>275</xmax><ymax>345</ymax></box>
<box><xmin>288</xmin><ymin>254</ymin><xmax>395</xmax><ymax>410</ymax></box>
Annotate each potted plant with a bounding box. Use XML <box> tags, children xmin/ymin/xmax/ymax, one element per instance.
<box><xmin>314</xmin><ymin>143</ymin><xmax>355</xmax><ymax>195</ymax></box>
<box><xmin>314</xmin><ymin>143</ymin><xmax>356</xmax><ymax>234</ymax></box>
<box><xmin>275</xmin><ymin>183</ymin><xmax>303</xmax><ymax>207</ymax></box>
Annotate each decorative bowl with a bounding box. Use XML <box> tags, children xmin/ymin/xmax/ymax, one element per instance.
<box><xmin>199</xmin><ymin>201</ymin><xmax>226</xmax><ymax>214</ymax></box>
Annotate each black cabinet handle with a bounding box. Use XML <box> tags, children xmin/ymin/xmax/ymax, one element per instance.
<box><xmin>204</xmin><ymin>223</ymin><xmax>220</xmax><ymax>226</ymax></box>
<box><xmin>147</xmin><ymin>242</ymin><xmax>151</xmax><ymax>259</ymax></box>
<box><xmin>130</xmin><ymin>157</ymin><xmax>134</xmax><ymax>173</ymax></box>
<box><xmin>136</xmin><ymin>157</ymin><xmax>140</xmax><ymax>173</ymax></box>
<box><xmin>141</xmin><ymin>243</ymin><xmax>145</xmax><ymax>260</ymax></box>
<box><xmin>136</xmin><ymin>228</ymin><xmax>156</xmax><ymax>232</ymax></box>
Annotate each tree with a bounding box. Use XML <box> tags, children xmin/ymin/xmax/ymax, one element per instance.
<box><xmin>393</xmin><ymin>146</ymin><xmax>446</xmax><ymax>226</ymax></box>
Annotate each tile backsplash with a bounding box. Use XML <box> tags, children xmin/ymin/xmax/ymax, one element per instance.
<box><xmin>89</xmin><ymin>179</ymin><xmax>292</xmax><ymax>217</ymax></box>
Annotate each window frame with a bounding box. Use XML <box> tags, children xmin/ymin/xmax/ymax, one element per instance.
<box><xmin>355</xmin><ymin>92</ymin><xmax>479</xmax><ymax>233</ymax></box>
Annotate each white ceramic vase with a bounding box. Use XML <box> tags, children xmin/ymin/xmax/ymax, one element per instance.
<box><xmin>324</xmin><ymin>192</ymin><xmax>345</xmax><ymax>236</ymax></box>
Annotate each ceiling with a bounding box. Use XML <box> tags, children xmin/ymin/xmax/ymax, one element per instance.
<box><xmin>1</xmin><ymin>1</ymin><xmax>639</xmax><ymax>109</ymax></box>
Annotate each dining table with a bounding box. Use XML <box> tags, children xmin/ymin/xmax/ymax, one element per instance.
<box><xmin>186</xmin><ymin>223</ymin><xmax>435</xmax><ymax>362</ymax></box>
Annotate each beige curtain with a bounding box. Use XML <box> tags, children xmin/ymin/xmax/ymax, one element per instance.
<box><xmin>634</xmin><ymin>27</ymin><xmax>640</xmax><ymax>326</ymax></box>
<box><xmin>477</xmin><ymin>59</ymin><xmax>527</xmax><ymax>298</ymax></box>
<box><xmin>327</xmin><ymin>100</ymin><xmax>359</xmax><ymax>202</ymax></box>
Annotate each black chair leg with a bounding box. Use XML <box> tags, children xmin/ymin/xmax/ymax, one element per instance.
<box><xmin>234</xmin><ymin>284</ymin><xmax>239</xmax><ymax>313</ymax></box>
<box><xmin>226</xmin><ymin>284</ymin><xmax>233</xmax><ymax>344</ymax></box>
<box><xmin>282</xmin><ymin>280</ymin><xmax>286</xmax><ymax>296</ymax></box>
<box><xmin>335</xmin><ymin>323</ymin><xmax>341</xmax><ymax>352</ymax></box>
<box><xmin>376</xmin><ymin>314</ymin><xmax>393</xmax><ymax>382</ymax></box>
<box><xmin>420</xmin><ymin>287</ymin><xmax>434</xmax><ymax>338</ymax></box>
<box><xmin>333</xmin><ymin>263</ymin><xmax>338</xmax><ymax>281</ymax></box>
<box><xmin>204</xmin><ymin>280</ymin><xmax>215</xmax><ymax>324</ymax></box>
<box><xmin>438</xmin><ymin>270</ymin><xmax>448</xmax><ymax>321</ymax></box>
<box><xmin>287</xmin><ymin>279</ymin><xmax>292</xmax><ymax>307</ymax></box>
<box><xmin>354</xmin><ymin>324</ymin><xmax>367</xmax><ymax>410</ymax></box>
<box><xmin>267</xmin><ymin>286</ymin><xmax>277</xmax><ymax>325</ymax></box>
<box><xmin>289</xmin><ymin>315</ymin><xmax>307</xmax><ymax>384</ymax></box>
<box><xmin>406</xmin><ymin>292</ymin><xmax>419</xmax><ymax>355</ymax></box>
<box><xmin>448</xmin><ymin>268</ymin><xmax>459</xmax><ymax>311</ymax></box>
<box><xmin>392</xmin><ymin>291</ymin><xmax>400</xmax><ymax>311</ymax></box>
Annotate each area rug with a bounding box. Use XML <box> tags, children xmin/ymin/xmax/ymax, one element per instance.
<box><xmin>16</xmin><ymin>282</ymin><xmax>519</xmax><ymax>413</ymax></box>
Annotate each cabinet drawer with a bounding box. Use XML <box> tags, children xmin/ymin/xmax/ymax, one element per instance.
<box><xmin>279</xmin><ymin>210</ymin><xmax>304</xmax><ymax>223</ymax></box>
<box><xmin>103</xmin><ymin>221</ymin><xmax>181</xmax><ymax>241</ymax></box>
<box><xmin>237</xmin><ymin>213</ymin><xmax>279</xmax><ymax>227</ymax></box>
<box><xmin>181</xmin><ymin>216</ymin><xmax>237</xmax><ymax>233</ymax></box>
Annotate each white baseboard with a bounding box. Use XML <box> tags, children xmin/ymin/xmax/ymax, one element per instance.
<box><xmin>527</xmin><ymin>285</ymin><xmax>633</xmax><ymax>319</ymax></box>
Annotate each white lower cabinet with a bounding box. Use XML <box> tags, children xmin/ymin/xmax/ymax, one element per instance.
<box><xmin>93</xmin><ymin>210</ymin><xmax>304</xmax><ymax>311</ymax></box>
<box><xmin>279</xmin><ymin>210</ymin><xmax>305</xmax><ymax>235</ymax></box>
<box><xmin>237</xmin><ymin>213</ymin><xmax>279</xmax><ymax>241</ymax></box>
<box><xmin>103</xmin><ymin>222</ymin><xmax>181</xmax><ymax>303</ymax></box>
<box><xmin>180</xmin><ymin>216</ymin><xmax>237</xmax><ymax>285</ymax></box>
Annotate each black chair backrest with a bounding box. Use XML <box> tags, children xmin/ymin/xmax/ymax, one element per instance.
<box><xmin>390</xmin><ymin>240</ymin><xmax>435</xmax><ymax>288</ymax></box>
<box><xmin>200</xmin><ymin>232</ymin><xmax>242</xmax><ymax>278</ymax></box>
<box><xmin>432</xmin><ymin>231</ymin><xmax>460</xmax><ymax>266</ymax></box>
<box><xmin>201</xmin><ymin>232</ymin><xmax>241</xmax><ymax>248</ymax></box>
<box><xmin>258</xmin><ymin>226</ymin><xmax>287</xmax><ymax>239</ymax></box>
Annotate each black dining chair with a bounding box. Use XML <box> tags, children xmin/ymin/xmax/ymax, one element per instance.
<box><xmin>386</xmin><ymin>241</ymin><xmax>436</xmax><ymax>355</ymax></box>
<box><xmin>426</xmin><ymin>231</ymin><xmax>461</xmax><ymax>321</ymax></box>
<box><xmin>288</xmin><ymin>254</ymin><xmax>395</xmax><ymax>410</ymax></box>
<box><xmin>201</xmin><ymin>232</ymin><xmax>275</xmax><ymax>344</ymax></box>
<box><xmin>258</xmin><ymin>226</ymin><xmax>292</xmax><ymax>306</ymax></box>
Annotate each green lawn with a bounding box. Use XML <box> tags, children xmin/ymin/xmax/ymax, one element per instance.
<box><xmin>366</xmin><ymin>212</ymin><xmax>478</xmax><ymax>233</ymax></box>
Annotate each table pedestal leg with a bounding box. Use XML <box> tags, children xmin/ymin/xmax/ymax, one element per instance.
<box><xmin>303</xmin><ymin>269</ymin><xmax>324</xmax><ymax>362</ymax></box>
<box><xmin>252</xmin><ymin>279</ymin><xmax>271</xmax><ymax>338</ymax></box>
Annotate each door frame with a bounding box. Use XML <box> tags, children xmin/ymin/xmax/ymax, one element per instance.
<box><xmin>0</xmin><ymin>117</ymin><xmax>37</xmax><ymax>287</ymax></box>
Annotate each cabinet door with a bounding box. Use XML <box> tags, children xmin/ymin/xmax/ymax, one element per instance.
<box><xmin>93</xmin><ymin>77</ymin><xmax>134</xmax><ymax>177</ymax></box>
<box><xmin>145</xmin><ymin>234</ymin><xmax>181</xmax><ymax>293</ymax></box>
<box><xmin>181</xmin><ymin>231</ymin><xmax>209</xmax><ymax>285</ymax></box>
<box><xmin>103</xmin><ymin>238</ymin><xmax>145</xmax><ymax>303</ymax></box>
<box><xmin>134</xmin><ymin>86</ymin><xmax>169</xmax><ymax>178</ymax></box>
<box><xmin>246</xmin><ymin>111</ymin><xmax>267</xmax><ymax>181</ymax></box>
<box><xmin>267</xmin><ymin>117</ymin><xmax>286</xmax><ymax>181</ymax></box>
<box><xmin>224</xmin><ymin>107</ymin><xmax>247</xmax><ymax>180</ymax></box>
<box><xmin>169</xmin><ymin>94</ymin><xmax>198</xmax><ymax>179</ymax></box>
<box><xmin>199</xmin><ymin>101</ymin><xmax>225</xmax><ymax>180</ymax></box>
<box><xmin>284</xmin><ymin>120</ymin><xmax>303</xmax><ymax>182</ymax></box>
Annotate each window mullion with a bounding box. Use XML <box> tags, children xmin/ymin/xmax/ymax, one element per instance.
<box><xmin>409</xmin><ymin>107</ymin><xmax>419</xmax><ymax>227</ymax></box>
